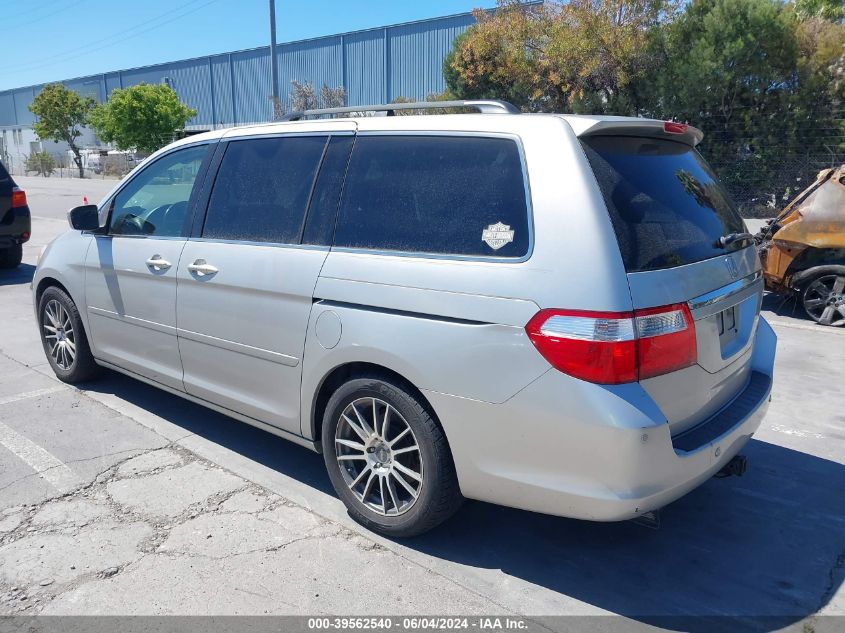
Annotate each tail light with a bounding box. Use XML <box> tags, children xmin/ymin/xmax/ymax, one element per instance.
<box><xmin>525</xmin><ymin>303</ymin><xmax>696</xmax><ymax>384</ymax></box>
<box><xmin>11</xmin><ymin>187</ymin><xmax>26</xmax><ymax>208</ymax></box>
<box><xmin>663</xmin><ymin>121</ymin><xmax>688</xmax><ymax>134</ymax></box>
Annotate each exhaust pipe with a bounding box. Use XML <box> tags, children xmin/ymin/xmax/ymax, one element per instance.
<box><xmin>717</xmin><ymin>454</ymin><xmax>747</xmax><ymax>478</ymax></box>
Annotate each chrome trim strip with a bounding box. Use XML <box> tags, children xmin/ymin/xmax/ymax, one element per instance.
<box><xmin>88</xmin><ymin>306</ymin><xmax>176</xmax><ymax>336</ymax></box>
<box><xmin>688</xmin><ymin>270</ymin><xmax>763</xmax><ymax>311</ymax></box>
<box><xmin>186</xmin><ymin>237</ymin><xmax>330</xmax><ymax>251</ymax></box>
<box><xmin>176</xmin><ymin>328</ymin><xmax>299</xmax><ymax>367</ymax></box>
<box><xmin>316</xmin><ymin>299</ymin><xmax>490</xmax><ymax>326</ymax></box>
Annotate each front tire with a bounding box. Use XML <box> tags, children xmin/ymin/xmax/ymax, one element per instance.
<box><xmin>0</xmin><ymin>244</ymin><xmax>22</xmax><ymax>269</ymax></box>
<box><xmin>322</xmin><ymin>375</ymin><xmax>462</xmax><ymax>537</ymax></box>
<box><xmin>38</xmin><ymin>286</ymin><xmax>102</xmax><ymax>383</ymax></box>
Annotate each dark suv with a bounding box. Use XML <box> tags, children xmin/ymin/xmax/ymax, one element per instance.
<box><xmin>0</xmin><ymin>160</ymin><xmax>30</xmax><ymax>268</ymax></box>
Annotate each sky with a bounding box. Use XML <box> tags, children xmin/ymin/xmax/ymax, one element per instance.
<box><xmin>0</xmin><ymin>0</ymin><xmax>497</xmax><ymax>90</ymax></box>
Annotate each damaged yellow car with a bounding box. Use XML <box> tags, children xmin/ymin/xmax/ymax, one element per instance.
<box><xmin>756</xmin><ymin>165</ymin><xmax>845</xmax><ymax>326</ymax></box>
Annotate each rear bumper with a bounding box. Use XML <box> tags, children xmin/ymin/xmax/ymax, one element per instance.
<box><xmin>425</xmin><ymin>317</ymin><xmax>777</xmax><ymax>521</ymax></box>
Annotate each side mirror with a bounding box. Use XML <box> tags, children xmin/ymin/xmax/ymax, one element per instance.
<box><xmin>67</xmin><ymin>205</ymin><xmax>101</xmax><ymax>231</ymax></box>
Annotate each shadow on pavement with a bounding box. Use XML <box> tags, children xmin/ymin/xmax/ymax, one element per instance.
<box><xmin>84</xmin><ymin>371</ymin><xmax>335</xmax><ymax>497</ymax></box>
<box><xmin>0</xmin><ymin>263</ymin><xmax>35</xmax><ymax>287</ymax></box>
<box><xmin>409</xmin><ymin>439</ymin><xmax>845</xmax><ymax>632</ymax></box>
<box><xmin>762</xmin><ymin>291</ymin><xmax>815</xmax><ymax>323</ymax></box>
<box><xmin>84</xmin><ymin>371</ymin><xmax>844</xmax><ymax>632</ymax></box>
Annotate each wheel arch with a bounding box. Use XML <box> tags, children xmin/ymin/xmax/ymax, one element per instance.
<box><xmin>33</xmin><ymin>272</ymin><xmax>96</xmax><ymax>356</ymax></box>
<box><xmin>35</xmin><ymin>275</ymin><xmax>73</xmax><ymax>305</ymax></box>
<box><xmin>309</xmin><ymin>361</ymin><xmax>445</xmax><ymax>454</ymax></box>
<box><xmin>785</xmin><ymin>247</ymin><xmax>845</xmax><ymax>289</ymax></box>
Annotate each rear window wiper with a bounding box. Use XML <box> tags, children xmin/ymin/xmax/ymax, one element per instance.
<box><xmin>715</xmin><ymin>232</ymin><xmax>754</xmax><ymax>248</ymax></box>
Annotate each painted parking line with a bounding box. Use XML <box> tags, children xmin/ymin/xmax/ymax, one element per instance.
<box><xmin>0</xmin><ymin>385</ymin><xmax>81</xmax><ymax>492</ymax></box>
<box><xmin>0</xmin><ymin>385</ymin><xmax>66</xmax><ymax>406</ymax></box>
<box><xmin>767</xmin><ymin>319</ymin><xmax>845</xmax><ymax>334</ymax></box>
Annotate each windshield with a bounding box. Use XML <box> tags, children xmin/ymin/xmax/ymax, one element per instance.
<box><xmin>581</xmin><ymin>136</ymin><xmax>746</xmax><ymax>273</ymax></box>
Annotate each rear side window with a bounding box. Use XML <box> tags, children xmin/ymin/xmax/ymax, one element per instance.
<box><xmin>203</xmin><ymin>136</ymin><xmax>328</xmax><ymax>244</ymax></box>
<box><xmin>581</xmin><ymin>136</ymin><xmax>745</xmax><ymax>272</ymax></box>
<box><xmin>334</xmin><ymin>135</ymin><xmax>530</xmax><ymax>257</ymax></box>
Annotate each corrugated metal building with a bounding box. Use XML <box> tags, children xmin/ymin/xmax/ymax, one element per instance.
<box><xmin>0</xmin><ymin>10</ymin><xmax>477</xmax><ymax>135</ymax></box>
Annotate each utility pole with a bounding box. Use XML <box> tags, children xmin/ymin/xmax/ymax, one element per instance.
<box><xmin>269</xmin><ymin>0</ymin><xmax>280</xmax><ymax>119</ymax></box>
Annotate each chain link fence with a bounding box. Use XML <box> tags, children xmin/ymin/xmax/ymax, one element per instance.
<box><xmin>2</xmin><ymin>149</ymin><xmax>139</xmax><ymax>180</ymax></box>
<box><xmin>700</xmin><ymin>108</ymin><xmax>845</xmax><ymax>218</ymax></box>
<box><xmin>708</xmin><ymin>150</ymin><xmax>845</xmax><ymax>219</ymax></box>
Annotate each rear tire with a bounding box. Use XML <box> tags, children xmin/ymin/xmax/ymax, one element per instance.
<box><xmin>800</xmin><ymin>267</ymin><xmax>845</xmax><ymax>326</ymax></box>
<box><xmin>322</xmin><ymin>374</ymin><xmax>463</xmax><ymax>537</ymax></box>
<box><xmin>37</xmin><ymin>286</ymin><xmax>102</xmax><ymax>383</ymax></box>
<box><xmin>0</xmin><ymin>244</ymin><xmax>22</xmax><ymax>269</ymax></box>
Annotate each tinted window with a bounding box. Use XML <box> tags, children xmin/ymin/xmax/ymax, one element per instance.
<box><xmin>0</xmin><ymin>161</ymin><xmax>11</xmax><ymax>219</ymax></box>
<box><xmin>581</xmin><ymin>136</ymin><xmax>745</xmax><ymax>272</ymax></box>
<box><xmin>203</xmin><ymin>136</ymin><xmax>327</xmax><ymax>244</ymax></box>
<box><xmin>302</xmin><ymin>136</ymin><xmax>354</xmax><ymax>245</ymax></box>
<box><xmin>335</xmin><ymin>136</ymin><xmax>529</xmax><ymax>257</ymax></box>
<box><xmin>110</xmin><ymin>145</ymin><xmax>208</xmax><ymax>237</ymax></box>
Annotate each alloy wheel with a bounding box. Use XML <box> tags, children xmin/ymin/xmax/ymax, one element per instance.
<box><xmin>42</xmin><ymin>299</ymin><xmax>77</xmax><ymax>369</ymax></box>
<box><xmin>334</xmin><ymin>397</ymin><xmax>423</xmax><ymax>516</ymax></box>
<box><xmin>803</xmin><ymin>275</ymin><xmax>845</xmax><ymax>327</ymax></box>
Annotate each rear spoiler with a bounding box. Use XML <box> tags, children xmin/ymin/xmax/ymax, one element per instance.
<box><xmin>560</xmin><ymin>115</ymin><xmax>704</xmax><ymax>147</ymax></box>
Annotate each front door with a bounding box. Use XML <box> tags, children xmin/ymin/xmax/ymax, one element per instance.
<box><xmin>176</xmin><ymin>130</ymin><xmax>354</xmax><ymax>435</ymax></box>
<box><xmin>85</xmin><ymin>143</ymin><xmax>211</xmax><ymax>389</ymax></box>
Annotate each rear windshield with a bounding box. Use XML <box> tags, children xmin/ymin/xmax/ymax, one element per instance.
<box><xmin>581</xmin><ymin>136</ymin><xmax>745</xmax><ymax>272</ymax></box>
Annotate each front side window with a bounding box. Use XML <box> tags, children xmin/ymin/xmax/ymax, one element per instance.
<box><xmin>109</xmin><ymin>144</ymin><xmax>208</xmax><ymax>237</ymax></box>
<box><xmin>334</xmin><ymin>135</ymin><xmax>530</xmax><ymax>258</ymax></box>
<box><xmin>202</xmin><ymin>136</ymin><xmax>328</xmax><ymax>244</ymax></box>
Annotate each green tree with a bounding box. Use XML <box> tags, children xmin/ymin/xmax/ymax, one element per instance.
<box><xmin>444</xmin><ymin>0</ymin><xmax>678</xmax><ymax>114</ymax></box>
<box><xmin>89</xmin><ymin>83</ymin><xmax>197</xmax><ymax>155</ymax></box>
<box><xmin>642</xmin><ymin>0</ymin><xmax>845</xmax><ymax>212</ymax></box>
<box><xmin>793</xmin><ymin>0</ymin><xmax>845</xmax><ymax>20</ymax></box>
<box><xmin>28</xmin><ymin>84</ymin><xmax>94</xmax><ymax>178</ymax></box>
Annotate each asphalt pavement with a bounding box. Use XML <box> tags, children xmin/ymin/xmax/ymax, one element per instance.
<box><xmin>0</xmin><ymin>175</ymin><xmax>842</xmax><ymax>630</ymax></box>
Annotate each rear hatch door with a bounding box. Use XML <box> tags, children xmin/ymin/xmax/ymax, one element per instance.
<box><xmin>581</xmin><ymin>133</ymin><xmax>763</xmax><ymax>436</ymax></box>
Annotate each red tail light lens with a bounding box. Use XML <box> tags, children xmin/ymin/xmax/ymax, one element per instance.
<box><xmin>663</xmin><ymin>121</ymin><xmax>688</xmax><ymax>134</ymax></box>
<box><xmin>525</xmin><ymin>303</ymin><xmax>696</xmax><ymax>384</ymax></box>
<box><xmin>11</xmin><ymin>187</ymin><xmax>26</xmax><ymax>208</ymax></box>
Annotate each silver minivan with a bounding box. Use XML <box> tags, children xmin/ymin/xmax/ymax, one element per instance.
<box><xmin>33</xmin><ymin>100</ymin><xmax>776</xmax><ymax>536</ymax></box>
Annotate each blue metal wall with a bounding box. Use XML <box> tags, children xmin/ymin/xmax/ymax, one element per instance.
<box><xmin>0</xmin><ymin>11</ymin><xmax>478</xmax><ymax>130</ymax></box>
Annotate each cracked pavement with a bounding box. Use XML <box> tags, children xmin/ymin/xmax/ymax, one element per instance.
<box><xmin>0</xmin><ymin>179</ymin><xmax>842</xmax><ymax>627</ymax></box>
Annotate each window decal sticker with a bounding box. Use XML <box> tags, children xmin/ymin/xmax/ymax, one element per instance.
<box><xmin>482</xmin><ymin>222</ymin><xmax>515</xmax><ymax>250</ymax></box>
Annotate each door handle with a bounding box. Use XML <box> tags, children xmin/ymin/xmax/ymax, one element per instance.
<box><xmin>145</xmin><ymin>255</ymin><xmax>171</xmax><ymax>271</ymax></box>
<box><xmin>187</xmin><ymin>259</ymin><xmax>219</xmax><ymax>277</ymax></box>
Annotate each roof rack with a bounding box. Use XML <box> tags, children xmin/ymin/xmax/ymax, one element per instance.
<box><xmin>280</xmin><ymin>99</ymin><xmax>520</xmax><ymax>122</ymax></box>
